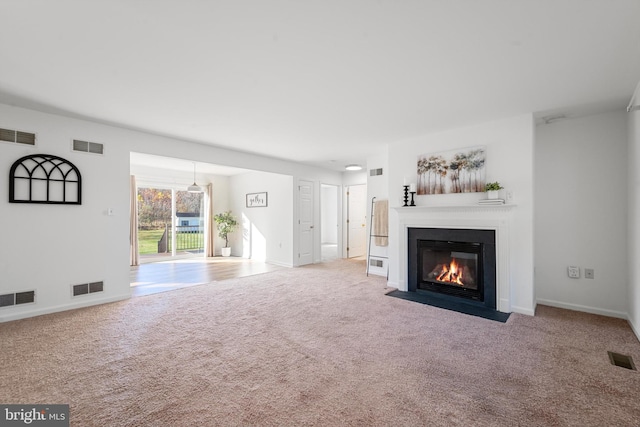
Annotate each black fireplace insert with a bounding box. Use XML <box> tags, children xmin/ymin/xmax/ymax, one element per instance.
<box><xmin>418</xmin><ymin>239</ymin><xmax>483</xmax><ymax>301</ymax></box>
<box><xmin>408</xmin><ymin>228</ymin><xmax>496</xmax><ymax>310</ymax></box>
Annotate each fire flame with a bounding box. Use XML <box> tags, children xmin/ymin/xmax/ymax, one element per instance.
<box><xmin>436</xmin><ymin>258</ymin><xmax>465</xmax><ymax>285</ymax></box>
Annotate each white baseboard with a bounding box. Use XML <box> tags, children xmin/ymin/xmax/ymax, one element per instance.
<box><xmin>628</xmin><ymin>316</ymin><xmax>640</xmax><ymax>343</ymax></box>
<box><xmin>266</xmin><ymin>259</ymin><xmax>293</xmax><ymax>268</ymax></box>
<box><xmin>536</xmin><ymin>298</ymin><xmax>628</xmax><ymax>319</ymax></box>
<box><xmin>510</xmin><ymin>305</ymin><xmax>535</xmax><ymax>316</ymax></box>
<box><xmin>367</xmin><ymin>269</ymin><xmax>387</xmax><ymax>277</ymax></box>
<box><xmin>0</xmin><ymin>293</ymin><xmax>131</xmax><ymax>323</ymax></box>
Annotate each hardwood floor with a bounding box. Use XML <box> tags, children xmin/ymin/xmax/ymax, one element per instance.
<box><xmin>130</xmin><ymin>257</ymin><xmax>284</xmax><ymax>297</ymax></box>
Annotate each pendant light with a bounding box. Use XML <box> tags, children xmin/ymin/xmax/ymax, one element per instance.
<box><xmin>187</xmin><ymin>162</ymin><xmax>202</xmax><ymax>193</ymax></box>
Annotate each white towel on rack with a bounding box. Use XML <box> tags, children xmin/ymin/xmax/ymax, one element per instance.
<box><xmin>373</xmin><ymin>199</ymin><xmax>388</xmax><ymax>246</ymax></box>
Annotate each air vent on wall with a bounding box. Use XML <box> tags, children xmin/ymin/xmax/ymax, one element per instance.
<box><xmin>0</xmin><ymin>291</ymin><xmax>36</xmax><ymax>308</ymax></box>
<box><xmin>0</xmin><ymin>294</ymin><xmax>14</xmax><ymax>307</ymax></box>
<box><xmin>73</xmin><ymin>281</ymin><xmax>104</xmax><ymax>297</ymax></box>
<box><xmin>0</xmin><ymin>128</ymin><xmax>36</xmax><ymax>145</ymax></box>
<box><xmin>369</xmin><ymin>168</ymin><xmax>383</xmax><ymax>176</ymax></box>
<box><xmin>72</xmin><ymin>139</ymin><xmax>104</xmax><ymax>155</ymax></box>
<box><xmin>369</xmin><ymin>259</ymin><xmax>384</xmax><ymax>268</ymax></box>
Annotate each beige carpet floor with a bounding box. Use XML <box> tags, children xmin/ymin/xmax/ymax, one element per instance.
<box><xmin>1</xmin><ymin>259</ymin><xmax>639</xmax><ymax>426</ymax></box>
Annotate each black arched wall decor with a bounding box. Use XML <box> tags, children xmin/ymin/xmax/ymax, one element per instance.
<box><xmin>9</xmin><ymin>154</ymin><xmax>82</xmax><ymax>204</ymax></box>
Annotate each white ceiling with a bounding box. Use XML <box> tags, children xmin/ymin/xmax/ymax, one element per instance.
<box><xmin>130</xmin><ymin>152</ymin><xmax>251</xmax><ymax>176</ymax></box>
<box><xmin>1</xmin><ymin>0</ymin><xmax>639</xmax><ymax>172</ymax></box>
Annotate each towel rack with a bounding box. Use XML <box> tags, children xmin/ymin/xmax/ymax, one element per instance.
<box><xmin>367</xmin><ymin>196</ymin><xmax>389</xmax><ymax>278</ymax></box>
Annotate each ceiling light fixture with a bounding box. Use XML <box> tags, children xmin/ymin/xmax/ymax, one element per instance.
<box><xmin>345</xmin><ymin>164</ymin><xmax>362</xmax><ymax>171</ymax></box>
<box><xmin>187</xmin><ymin>162</ymin><xmax>202</xmax><ymax>193</ymax></box>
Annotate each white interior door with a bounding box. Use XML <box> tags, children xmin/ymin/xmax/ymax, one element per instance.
<box><xmin>298</xmin><ymin>180</ymin><xmax>314</xmax><ymax>265</ymax></box>
<box><xmin>347</xmin><ymin>184</ymin><xmax>367</xmax><ymax>258</ymax></box>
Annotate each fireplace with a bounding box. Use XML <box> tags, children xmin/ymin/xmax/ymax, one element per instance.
<box><xmin>418</xmin><ymin>239</ymin><xmax>483</xmax><ymax>301</ymax></box>
<box><xmin>408</xmin><ymin>228</ymin><xmax>497</xmax><ymax>311</ymax></box>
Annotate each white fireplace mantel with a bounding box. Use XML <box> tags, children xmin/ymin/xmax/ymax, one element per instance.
<box><xmin>391</xmin><ymin>204</ymin><xmax>516</xmax><ymax>313</ymax></box>
<box><xmin>394</xmin><ymin>204</ymin><xmax>517</xmax><ymax>214</ymax></box>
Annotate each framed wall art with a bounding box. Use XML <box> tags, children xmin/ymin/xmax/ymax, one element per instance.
<box><xmin>246</xmin><ymin>192</ymin><xmax>267</xmax><ymax>207</ymax></box>
<box><xmin>417</xmin><ymin>146</ymin><xmax>486</xmax><ymax>195</ymax></box>
<box><xmin>9</xmin><ymin>154</ymin><xmax>82</xmax><ymax>204</ymax></box>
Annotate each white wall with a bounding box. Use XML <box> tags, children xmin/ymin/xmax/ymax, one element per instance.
<box><xmin>342</xmin><ymin>170</ymin><xmax>366</xmax><ymax>187</ymax></box>
<box><xmin>366</xmin><ymin>152</ymin><xmax>390</xmax><ymax>277</ymax></box>
<box><xmin>386</xmin><ymin>114</ymin><xmax>535</xmax><ymax>315</ymax></box>
<box><xmin>629</xmin><ymin>97</ymin><xmax>640</xmax><ymax>339</ymax></box>
<box><xmin>0</xmin><ymin>107</ymin><xmax>131</xmax><ymax>321</ymax></box>
<box><xmin>535</xmin><ymin>111</ymin><xmax>628</xmax><ymax>318</ymax></box>
<box><xmin>0</xmin><ymin>103</ymin><xmax>342</xmax><ymax>321</ymax></box>
<box><xmin>229</xmin><ymin>171</ymin><xmax>294</xmax><ymax>266</ymax></box>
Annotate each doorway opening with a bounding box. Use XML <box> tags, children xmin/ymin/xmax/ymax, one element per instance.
<box><xmin>321</xmin><ymin>184</ymin><xmax>340</xmax><ymax>261</ymax></box>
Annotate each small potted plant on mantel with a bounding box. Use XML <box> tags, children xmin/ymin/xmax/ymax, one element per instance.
<box><xmin>214</xmin><ymin>210</ymin><xmax>238</xmax><ymax>257</ymax></box>
<box><xmin>485</xmin><ymin>182</ymin><xmax>504</xmax><ymax>200</ymax></box>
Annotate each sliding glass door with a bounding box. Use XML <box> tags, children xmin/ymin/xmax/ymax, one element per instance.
<box><xmin>175</xmin><ymin>190</ymin><xmax>205</xmax><ymax>256</ymax></box>
<box><xmin>137</xmin><ymin>187</ymin><xmax>172</xmax><ymax>260</ymax></box>
<box><xmin>137</xmin><ymin>187</ymin><xmax>204</xmax><ymax>261</ymax></box>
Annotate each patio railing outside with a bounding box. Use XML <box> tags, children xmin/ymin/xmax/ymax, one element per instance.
<box><xmin>156</xmin><ymin>225</ymin><xmax>204</xmax><ymax>254</ymax></box>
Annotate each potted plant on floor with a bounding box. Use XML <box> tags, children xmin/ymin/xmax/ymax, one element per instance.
<box><xmin>214</xmin><ymin>210</ymin><xmax>238</xmax><ymax>257</ymax></box>
<box><xmin>485</xmin><ymin>182</ymin><xmax>504</xmax><ymax>199</ymax></box>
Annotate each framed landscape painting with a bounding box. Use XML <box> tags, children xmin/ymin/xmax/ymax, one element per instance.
<box><xmin>417</xmin><ymin>146</ymin><xmax>486</xmax><ymax>195</ymax></box>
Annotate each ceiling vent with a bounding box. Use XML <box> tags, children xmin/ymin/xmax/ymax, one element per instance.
<box><xmin>542</xmin><ymin>114</ymin><xmax>566</xmax><ymax>124</ymax></box>
<box><xmin>0</xmin><ymin>290</ymin><xmax>36</xmax><ymax>308</ymax></box>
<box><xmin>72</xmin><ymin>139</ymin><xmax>104</xmax><ymax>155</ymax></box>
<box><xmin>369</xmin><ymin>168</ymin><xmax>383</xmax><ymax>176</ymax></box>
<box><xmin>0</xmin><ymin>128</ymin><xmax>36</xmax><ymax>145</ymax></box>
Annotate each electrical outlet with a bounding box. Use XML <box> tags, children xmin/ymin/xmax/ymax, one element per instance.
<box><xmin>567</xmin><ymin>266</ymin><xmax>580</xmax><ymax>279</ymax></box>
<box><xmin>585</xmin><ymin>268</ymin><xmax>594</xmax><ymax>279</ymax></box>
<box><xmin>506</xmin><ymin>191</ymin><xmax>513</xmax><ymax>202</ymax></box>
